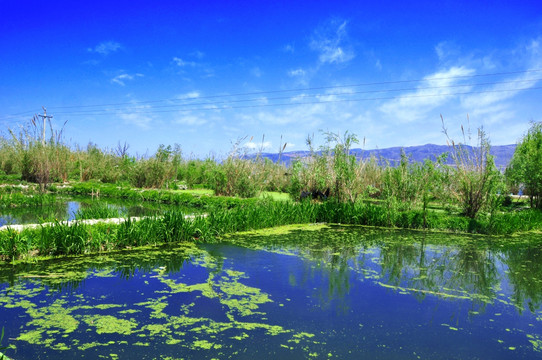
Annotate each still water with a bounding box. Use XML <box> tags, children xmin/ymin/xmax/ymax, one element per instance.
<box><xmin>1</xmin><ymin>225</ymin><xmax>541</xmax><ymax>359</ymax></box>
<box><xmin>0</xmin><ymin>197</ymin><xmax>196</xmax><ymax>226</ymax></box>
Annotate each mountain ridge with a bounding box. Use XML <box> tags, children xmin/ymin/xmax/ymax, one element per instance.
<box><xmin>254</xmin><ymin>143</ymin><xmax>517</xmax><ymax>169</ymax></box>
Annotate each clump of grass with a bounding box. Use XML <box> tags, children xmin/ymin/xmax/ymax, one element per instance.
<box><xmin>74</xmin><ymin>203</ymin><xmax>123</xmax><ymax>220</ymax></box>
<box><xmin>0</xmin><ymin>192</ymin><xmax>58</xmax><ymax>209</ymax></box>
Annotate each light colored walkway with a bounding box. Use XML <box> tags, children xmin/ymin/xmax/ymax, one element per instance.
<box><xmin>0</xmin><ymin>214</ymin><xmax>205</xmax><ymax>232</ymax></box>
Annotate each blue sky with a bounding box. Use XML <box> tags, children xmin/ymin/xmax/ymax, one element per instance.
<box><xmin>1</xmin><ymin>0</ymin><xmax>542</xmax><ymax>158</ymax></box>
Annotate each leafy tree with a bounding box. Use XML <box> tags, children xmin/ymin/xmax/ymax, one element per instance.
<box><xmin>506</xmin><ymin>122</ymin><xmax>542</xmax><ymax>209</ymax></box>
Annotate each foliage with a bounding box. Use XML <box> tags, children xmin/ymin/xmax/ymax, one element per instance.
<box><xmin>0</xmin><ymin>326</ymin><xmax>8</xmax><ymax>360</ymax></box>
<box><xmin>506</xmin><ymin>121</ymin><xmax>542</xmax><ymax>209</ymax></box>
<box><xmin>74</xmin><ymin>203</ymin><xmax>123</xmax><ymax>220</ymax></box>
<box><xmin>287</xmin><ymin>131</ymin><xmax>382</xmax><ymax>203</ymax></box>
<box><xmin>3</xmin><ymin>194</ymin><xmax>542</xmax><ymax>262</ymax></box>
<box><xmin>441</xmin><ymin>117</ymin><xmax>505</xmax><ymax>218</ymax></box>
<box><xmin>6</xmin><ymin>116</ymin><xmax>71</xmax><ymax>191</ymax></box>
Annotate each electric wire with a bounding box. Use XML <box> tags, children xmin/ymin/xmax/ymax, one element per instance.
<box><xmin>2</xmin><ymin>68</ymin><xmax>541</xmax><ymax>121</ymax></box>
<box><xmin>48</xmin><ymin>77</ymin><xmax>542</xmax><ymax>116</ymax></box>
<box><xmin>37</xmin><ymin>85</ymin><xmax>542</xmax><ymax>117</ymax></box>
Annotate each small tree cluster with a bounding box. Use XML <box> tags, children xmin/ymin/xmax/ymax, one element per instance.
<box><xmin>506</xmin><ymin>122</ymin><xmax>542</xmax><ymax>209</ymax></box>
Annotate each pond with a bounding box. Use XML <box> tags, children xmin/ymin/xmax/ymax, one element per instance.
<box><xmin>1</xmin><ymin>225</ymin><xmax>542</xmax><ymax>359</ymax></box>
<box><xmin>0</xmin><ymin>196</ymin><xmax>200</xmax><ymax>226</ymax></box>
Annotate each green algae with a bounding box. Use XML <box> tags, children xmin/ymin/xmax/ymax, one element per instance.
<box><xmin>77</xmin><ymin>341</ymin><xmax>116</xmax><ymax>351</ymax></box>
<box><xmin>83</xmin><ymin>315</ymin><xmax>138</xmax><ymax>335</ymax></box>
<box><xmin>192</xmin><ymin>339</ymin><xmax>220</xmax><ymax>350</ymax></box>
<box><xmin>3</xmin><ymin>225</ymin><xmax>542</xmax><ymax>359</ymax></box>
<box><xmin>228</xmin><ymin>223</ymin><xmax>330</xmax><ymax>237</ymax></box>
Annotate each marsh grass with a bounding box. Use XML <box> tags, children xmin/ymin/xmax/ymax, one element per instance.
<box><xmin>74</xmin><ymin>204</ymin><xmax>123</xmax><ymax>220</ymax></box>
<box><xmin>0</xmin><ymin>192</ymin><xmax>58</xmax><ymax>209</ymax></box>
<box><xmin>1</xmin><ymin>120</ymin><xmax>541</xmax><ymax>259</ymax></box>
<box><xmin>441</xmin><ymin>116</ymin><xmax>505</xmax><ymax>218</ymax></box>
<box><xmin>1</xmin><ymin>197</ymin><xmax>541</xmax><ymax>262</ymax></box>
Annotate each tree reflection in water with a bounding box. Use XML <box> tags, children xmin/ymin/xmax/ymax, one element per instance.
<box><xmin>229</xmin><ymin>225</ymin><xmax>542</xmax><ymax>315</ymax></box>
<box><xmin>2</xmin><ymin>225</ymin><xmax>542</xmax><ymax>316</ymax></box>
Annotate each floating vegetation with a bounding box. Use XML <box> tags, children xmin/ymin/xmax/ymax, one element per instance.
<box><xmin>1</xmin><ymin>226</ymin><xmax>542</xmax><ymax>358</ymax></box>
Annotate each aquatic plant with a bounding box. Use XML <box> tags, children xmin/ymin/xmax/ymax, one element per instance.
<box><xmin>0</xmin><ymin>327</ymin><xmax>9</xmax><ymax>360</ymax></box>
<box><xmin>74</xmin><ymin>203</ymin><xmax>123</xmax><ymax>220</ymax></box>
<box><xmin>441</xmin><ymin>117</ymin><xmax>505</xmax><ymax>218</ymax></box>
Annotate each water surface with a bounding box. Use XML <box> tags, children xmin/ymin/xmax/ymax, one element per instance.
<box><xmin>0</xmin><ymin>196</ymin><xmax>198</xmax><ymax>226</ymax></box>
<box><xmin>1</xmin><ymin>225</ymin><xmax>541</xmax><ymax>359</ymax></box>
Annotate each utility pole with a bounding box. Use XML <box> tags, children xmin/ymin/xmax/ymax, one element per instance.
<box><xmin>38</xmin><ymin>106</ymin><xmax>53</xmax><ymax>144</ymax></box>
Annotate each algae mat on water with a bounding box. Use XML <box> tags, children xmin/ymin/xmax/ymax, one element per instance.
<box><xmin>0</xmin><ymin>242</ymin><xmax>325</xmax><ymax>359</ymax></box>
<box><xmin>1</xmin><ymin>225</ymin><xmax>542</xmax><ymax>359</ymax></box>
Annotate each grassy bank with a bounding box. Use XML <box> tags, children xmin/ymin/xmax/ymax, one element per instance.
<box><xmin>2</xmin><ymin>198</ymin><xmax>541</xmax><ymax>262</ymax></box>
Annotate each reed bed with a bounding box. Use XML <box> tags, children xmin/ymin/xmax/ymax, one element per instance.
<box><xmin>1</xmin><ymin>199</ymin><xmax>540</xmax><ymax>262</ymax></box>
<box><xmin>74</xmin><ymin>203</ymin><xmax>124</xmax><ymax>220</ymax></box>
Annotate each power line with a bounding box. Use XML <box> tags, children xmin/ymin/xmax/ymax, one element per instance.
<box><xmin>28</xmin><ymin>68</ymin><xmax>542</xmax><ymax>110</ymax></box>
<box><xmin>2</xmin><ymin>68</ymin><xmax>542</xmax><ymax>120</ymax></box>
<box><xmin>49</xmin><ymin>77</ymin><xmax>542</xmax><ymax>116</ymax></box>
<box><xmin>41</xmin><ymin>85</ymin><xmax>542</xmax><ymax>117</ymax></box>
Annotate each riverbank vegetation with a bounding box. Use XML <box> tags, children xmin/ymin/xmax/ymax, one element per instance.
<box><xmin>1</xmin><ymin>197</ymin><xmax>542</xmax><ymax>262</ymax></box>
<box><xmin>1</xmin><ymin>119</ymin><xmax>542</xmax><ymax>261</ymax></box>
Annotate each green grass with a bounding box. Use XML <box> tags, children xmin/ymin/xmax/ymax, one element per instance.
<box><xmin>171</xmin><ymin>188</ymin><xmax>214</xmax><ymax>196</ymax></box>
<box><xmin>259</xmin><ymin>191</ymin><xmax>291</xmax><ymax>201</ymax></box>
<box><xmin>74</xmin><ymin>204</ymin><xmax>124</xmax><ymax>220</ymax></box>
<box><xmin>2</xmin><ymin>197</ymin><xmax>542</xmax><ymax>262</ymax></box>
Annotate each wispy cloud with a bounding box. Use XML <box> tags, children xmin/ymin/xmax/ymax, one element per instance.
<box><xmin>88</xmin><ymin>41</ymin><xmax>122</xmax><ymax>56</ymax></box>
<box><xmin>435</xmin><ymin>41</ymin><xmax>460</xmax><ymax>62</ymax></box>
<box><xmin>173</xmin><ymin>114</ymin><xmax>208</xmax><ymax>126</ymax></box>
<box><xmin>461</xmin><ymin>39</ymin><xmax>542</xmax><ymax>111</ymax></box>
<box><xmin>310</xmin><ymin>19</ymin><xmax>355</xmax><ymax>65</ymax></box>
<box><xmin>176</xmin><ymin>91</ymin><xmax>201</xmax><ymax>100</ymax></box>
<box><xmin>172</xmin><ymin>55</ymin><xmax>215</xmax><ymax>78</ymax></box>
<box><xmin>172</xmin><ymin>57</ymin><xmax>197</xmax><ymax>67</ymax></box>
<box><xmin>283</xmin><ymin>44</ymin><xmax>295</xmax><ymax>53</ymax></box>
<box><xmin>117</xmin><ymin>103</ymin><xmax>153</xmax><ymax>129</ymax></box>
<box><xmin>111</xmin><ymin>73</ymin><xmax>143</xmax><ymax>86</ymax></box>
<box><xmin>118</xmin><ymin>112</ymin><xmax>153</xmax><ymax>129</ymax></box>
<box><xmin>288</xmin><ymin>68</ymin><xmax>306</xmax><ymax>77</ymax></box>
<box><xmin>379</xmin><ymin>66</ymin><xmax>475</xmax><ymax>123</ymax></box>
<box><xmin>251</xmin><ymin>67</ymin><xmax>262</xmax><ymax>78</ymax></box>
<box><xmin>190</xmin><ymin>50</ymin><xmax>205</xmax><ymax>59</ymax></box>
<box><xmin>245</xmin><ymin>140</ymin><xmax>272</xmax><ymax>150</ymax></box>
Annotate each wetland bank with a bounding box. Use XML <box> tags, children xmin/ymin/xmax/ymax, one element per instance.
<box><xmin>1</xmin><ymin>125</ymin><xmax>542</xmax><ymax>358</ymax></box>
<box><xmin>1</xmin><ymin>225</ymin><xmax>542</xmax><ymax>359</ymax></box>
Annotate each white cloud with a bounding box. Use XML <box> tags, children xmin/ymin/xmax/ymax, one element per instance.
<box><xmin>379</xmin><ymin>66</ymin><xmax>475</xmax><ymax>123</ymax></box>
<box><xmin>88</xmin><ymin>41</ymin><xmax>122</xmax><ymax>56</ymax></box>
<box><xmin>288</xmin><ymin>68</ymin><xmax>306</xmax><ymax>77</ymax></box>
<box><xmin>173</xmin><ymin>57</ymin><xmax>197</xmax><ymax>67</ymax></box>
<box><xmin>283</xmin><ymin>44</ymin><xmax>295</xmax><ymax>53</ymax></box>
<box><xmin>435</xmin><ymin>41</ymin><xmax>459</xmax><ymax>62</ymax></box>
<box><xmin>118</xmin><ymin>113</ymin><xmax>153</xmax><ymax>129</ymax></box>
<box><xmin>174</xmin><ymin>115</ymin><xmax>207</xmax><ymax>126</ymax></box>
<box><xmin>285</xmin><ymin>142</ymin><xmax>296</xmax><ymax>149</ymax></box>
<box><xmin>251</xmin><ymin>67</ymin><xmax>262</xmax><ymax>78</ymax></box>
<box><xmin>111</xmin><ymin>73</ymin><xmax>143</xmax><ymax>86</ymax></box>
<box><xmin>310</xmin><ymin>19</ymin><xmax>355</xmax><ymax>65</ymax></box>
<box><xmin>117</xmin><ymin>103</ymin><xmax>154</xmax><ymax>129</ymax></box>
<box><xmin>290</xmin><ymin>93</ymin><xmax>308</xmax><ymax>103</ymax></box>
<box><xmin>245</xmin><ymin>140</ymin><xmax>272</xmax><ymax>150</ymax></box>
<box><xmin>177</xmin><ymin>91</ymin><xmax>201</xmax><ymax>100</ymax></box>
<box><xmin>456</xmin><ymin>38</ymin><xmax>542</xmax><ymax>126</ymax></box>
<box><xmin>190</xmin><ymin>50</ymin><xmax>205</xmax><ymax>59</ymax></box>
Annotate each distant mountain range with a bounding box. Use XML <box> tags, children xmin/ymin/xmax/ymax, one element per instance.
<box><xmin>254</xmin><ymin>144</ymin><xmax>517</xmax><ymax>169</ymax></box>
